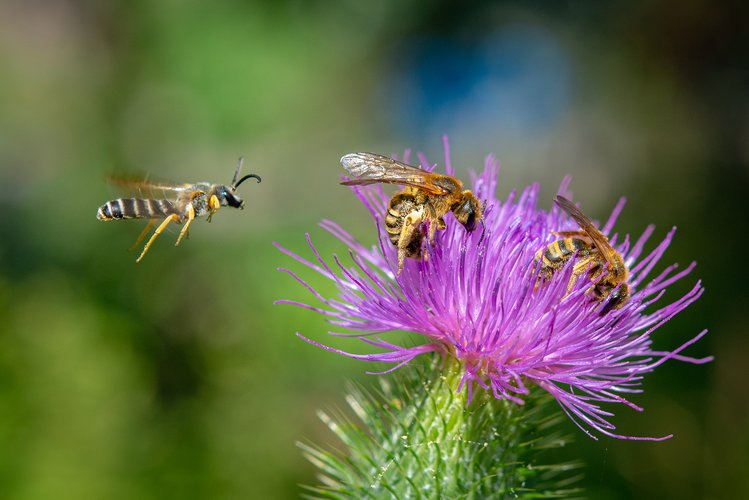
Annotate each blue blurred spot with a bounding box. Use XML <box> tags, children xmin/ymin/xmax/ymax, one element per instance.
<box><xmin>377</xmin><ymin>24</ymin><xmax>572</xmax><ymax>138</ymax></box>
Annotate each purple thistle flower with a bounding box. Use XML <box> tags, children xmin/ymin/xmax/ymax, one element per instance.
<box><xmin>276</xmin><ymin>136</ymin><xmax>712</xmax><ymax>441</ymax></box>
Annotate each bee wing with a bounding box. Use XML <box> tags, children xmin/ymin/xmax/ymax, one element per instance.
<box><xmin>103</xmin><ymin>173</ymin><xmax>191</xmax><ymax>200</ymax></box>
<box><xmin>340</xmin><ymin>152</ymin><xmax>449</xmax><ymax>195</ymax></box>
<box><xmin>555</xmin><ymin>196</ymin><xmax>616</xmax><ymax>264</ymax></box>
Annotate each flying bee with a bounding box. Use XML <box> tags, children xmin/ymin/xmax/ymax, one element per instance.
<box><xmin>534</xmin><ymin>195</ymin><xmax>629</xmax><ymax>315</ymax></box>
<box><xmin>340</xmin><ymin>152</ymin><xmax>485</xmax><ymax>275</ymax></box>
<box><xmin>96</xmin><ymin>158</ymin><xmax>261</xmax><ymax>262</ymax></box>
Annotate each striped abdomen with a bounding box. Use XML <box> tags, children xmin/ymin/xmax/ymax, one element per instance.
<box><xmin>385</xmin><ymin>193</ymin><xmax>423</xmax><ymax>259</ymax></box>
<box><xmin>97</xmin><ymin>198</ymin><xmax>182</xmax><ymax>221</ymax></box>
<box><xmin>535</xmin><ymin>237</ymin><xmax>592</xmax><ymax>282</ymax></box>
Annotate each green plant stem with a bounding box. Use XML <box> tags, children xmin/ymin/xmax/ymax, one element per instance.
<box><xmin>300</xmin><ymin>354</ymin><xmax>583</xmax><ymax>499</ymax></box>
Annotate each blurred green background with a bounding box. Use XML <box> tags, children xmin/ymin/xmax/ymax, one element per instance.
<box><xmin>0</xmin><ymin>0</ymin><xmax>745</xmax><ymax>498</ymax></box>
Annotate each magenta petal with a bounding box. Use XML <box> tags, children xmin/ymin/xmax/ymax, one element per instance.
<box><xmin>279</xmin><ymin>138</ymin><xmax>711</xmax><ymax>440</ymax></box>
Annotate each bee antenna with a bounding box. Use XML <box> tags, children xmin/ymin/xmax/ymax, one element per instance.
<box><xmin>234</xmin><ymin>174</ymin><xmax>261</xmax><ymax>189</ymax></box>
<box><xmin>476</xmin><ymin>199</ymin><xmax>488</xmax><ymax>247</ymax></box>
<box><xmin>477</xmin><ymin>218</ymin><xmax>486</xmax><ymax>247</ymax></box>
<box><xmin>231</xmin><ymin>157</ymin><xmax>244</xmax><ymax>186</ymax></box>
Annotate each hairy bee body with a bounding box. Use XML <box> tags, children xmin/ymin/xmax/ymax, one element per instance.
<box><xmin>96</xmin><ymin>159</ymin><xmax>260</xmax><ymax>262</ymax></box>
<box><xmin>97</xmin><ymin>184</ymin><xmax>215</xmax><ymax>223</ymax></box>
<box><xmin>385</xmin><ymin>192</ymin><xmax>424</xmax><ymax>261</ymax></box>
<box><xmin>341</xmin><ymin>153</ymin><xmax>485</xmax><ymax>275</ymax></box>
<box><xmin>97</xmin><ymin>198</ymin><xmax>181</xmax><ymax>221</ymax></box>
<box><xmin>534</xmin><ymin>196</ymin><xmax>630</xmax><ymax>315</ymax></box>
<box><xmin>535</xmin><ymin>237</ymin><xmax>592</xmax><ymax>282</ymax></box>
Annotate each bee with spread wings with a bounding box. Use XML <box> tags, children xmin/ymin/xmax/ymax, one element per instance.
<box><xmin>534</xmin><ymin>195</ymin><xmax>630</xmax><ymax>315</ymax></box>
<box><xmin>97</xmin><ymin>158</ymin><xmax>261</xmax><ymax>262</ymax></box>
<box><xmin>341</xmin><ymin>152</ymin><xmax>485</xmax><ymax>275</ymax></box>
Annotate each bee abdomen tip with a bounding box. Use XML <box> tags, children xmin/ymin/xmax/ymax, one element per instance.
<box><xmin>97</xmin><ymin>205</ymin><xmax>111</xmax><ymax>220</ymax></box>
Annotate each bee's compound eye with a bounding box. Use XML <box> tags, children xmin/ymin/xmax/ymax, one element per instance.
<box><xmin>463</xmin><ymin>209</ymin><xmax>477</xmax><ymax>232</ymax></box>
<box><xmin>225</xmin><ymin>192</ymin><xmax>243</xmax><ymax>208</ymax></box>
<box><xmin>599</xmin><ymin>288</ymin><xmax>626</xmax><ymax>316</ymax></box>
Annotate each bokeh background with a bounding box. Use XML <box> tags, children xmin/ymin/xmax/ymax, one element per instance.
<box><xmin>0</xmin><ymin>0</ymin><xmax>745</xmax><ymax>498</ymax></box>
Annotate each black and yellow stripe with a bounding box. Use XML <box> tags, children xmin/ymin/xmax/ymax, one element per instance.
<box><xmin>541</xmin><ymin>238</ymin><xmax>589</xmax><ymax>267</ymax></box>
<box><xmin>385</xmin><ymin>193</ymin><xmax>423</xmax><ymax>259</ymax></box>
<box><xmin>97</xmin><ymin>198</ymin><xmax>181</xmax><ymax>221</ymax></box>
<box><xmin>386</xmin><ymin>194</ymin><xmax>412</xmax><ymax>244</ymax></box>
<box><xmin>385</xmin><ymin>205</ymin><xmax>404</xmax><ymax>247</ymax></box>
<box><xmin>534</xmin><ymin>237</ymin><xmax>593</xmax><ymax>286</ymax></box>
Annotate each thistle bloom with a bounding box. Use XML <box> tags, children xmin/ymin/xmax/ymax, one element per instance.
<box><xmin>277</xmin><ymin>137</ymin><xmax>712</xmax><ymax>441</ymax></box>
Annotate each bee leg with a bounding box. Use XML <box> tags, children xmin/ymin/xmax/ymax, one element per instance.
<box><xmin>207</xmin><ymin>195</ymin><xmax>221</xmax><ymax>223</ymax></box>
<box><xmin>532</xmin><ymin>254</ymin><xmax>544</xmax><ymax>291</ymax></box>
<box><xmin>569</xmin><ymin>257</ymin><xmax>596</xmax><ymax>294</ymax></box>
<box><xmin>137</xmin><ymin>214</ymin><xmax>179</xmax><ymax>262</ymax></box>
<box><xmin>566</xmin><ymin>272</ymin><xmax>580</xmax><ymax>295</ymax></box>
<box><xmin>397</xmin><ymin>231</ymin><xmax>417</xmax><ymax>275</ymax></box>
<box><xmin>128</xmin><ymin>220</ymin><xmax>156</xmax><ymax>252</ymax></box>
<box><xmin>397</xmin><ymin>209</ymin><xmax>424</xmax><ymax>275</ymax></box>
<box><xmin>533</xmin><ymin>266</ymin><xmax>557</xmax><ymax>292</ymax></box>
<box><xmin>175</xmin><ymin>205</ymin><xmax>196</xmax><ymax>246</ymax></box>
<box><xmin>426</xmin><ymin>203</ymin><xmax>439</xmax><ymax>246</ymax></box>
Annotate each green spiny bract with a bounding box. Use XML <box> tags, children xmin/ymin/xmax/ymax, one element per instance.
<box><xmin>299</xmin><ymin>355</ymin><xmax>583</xmax><ymax>499</ymax></box>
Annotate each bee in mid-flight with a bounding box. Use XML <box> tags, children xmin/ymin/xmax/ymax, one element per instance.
<box><xmin>97</xmin><ymin>158</ymin><xmax>261</xmax><ymax>262</ymax></box>
<box><xmin>340</xmin><ymin>152</ymin><xmax>485</xmax><ymax>275</ymax></box>
<box><xmin>534</xmin><ymin>195</ymin><xmax>630</xmax><ymax>315</ymax></box>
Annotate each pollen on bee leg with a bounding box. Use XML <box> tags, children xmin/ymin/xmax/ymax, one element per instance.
<box><xmin>396</xmin><ymin>210</ymin><xmax>424</xmax><ymax>275</ymax></box>
<box><xmin>424</xmin><ymin>205</ymin><xmax>440</xmax><ymax>246</ymax></box>
<box><xmin>405</xmin><ymin>208</ymin><xmax>423</xmax><ymax>225</ymax></box>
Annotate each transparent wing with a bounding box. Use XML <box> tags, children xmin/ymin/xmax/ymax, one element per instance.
<box><xmin>340</xmin><ymin>152</ymin><xmax>448</xmax><ymax>195</ymax></box>
<box><xmin>555</xmin><ymin>196</ymin><xmax>616</xmax><ymax>263</ymax></box>
<box><xmin>103</xmin><ymin>173</ymin><xmax>191</xmax><ymax>201</ymax></box>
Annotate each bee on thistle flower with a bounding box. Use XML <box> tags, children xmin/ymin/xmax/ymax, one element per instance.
<box><xmin>276</xmin><ymin>137</ymin><xmax>712</xmax><ymax>441</ymax></box>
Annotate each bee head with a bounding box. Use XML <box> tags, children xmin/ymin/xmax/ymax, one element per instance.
<box><xmin>599</xmin><ymin>283</ymin><xmax>630</xmax><ymax>316</ymax></box>
<box><xmin>215</xmin><ymin>185</ymin><xmax>245</xmax><ymax>209</ymax></box>
<box><xmin>452</xmin><ymin>191</ymin><xmax>481</xmax><ymax>231</ymax></box>
<box><xmin>219</xmin><ymin>157</ymin><xmax>261</xmax><ymax>209</ymax></box>
<box><xmin>452</xmin><ymin>192</ymin><xmax>487</xmax><ymax>246</ymax></box>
